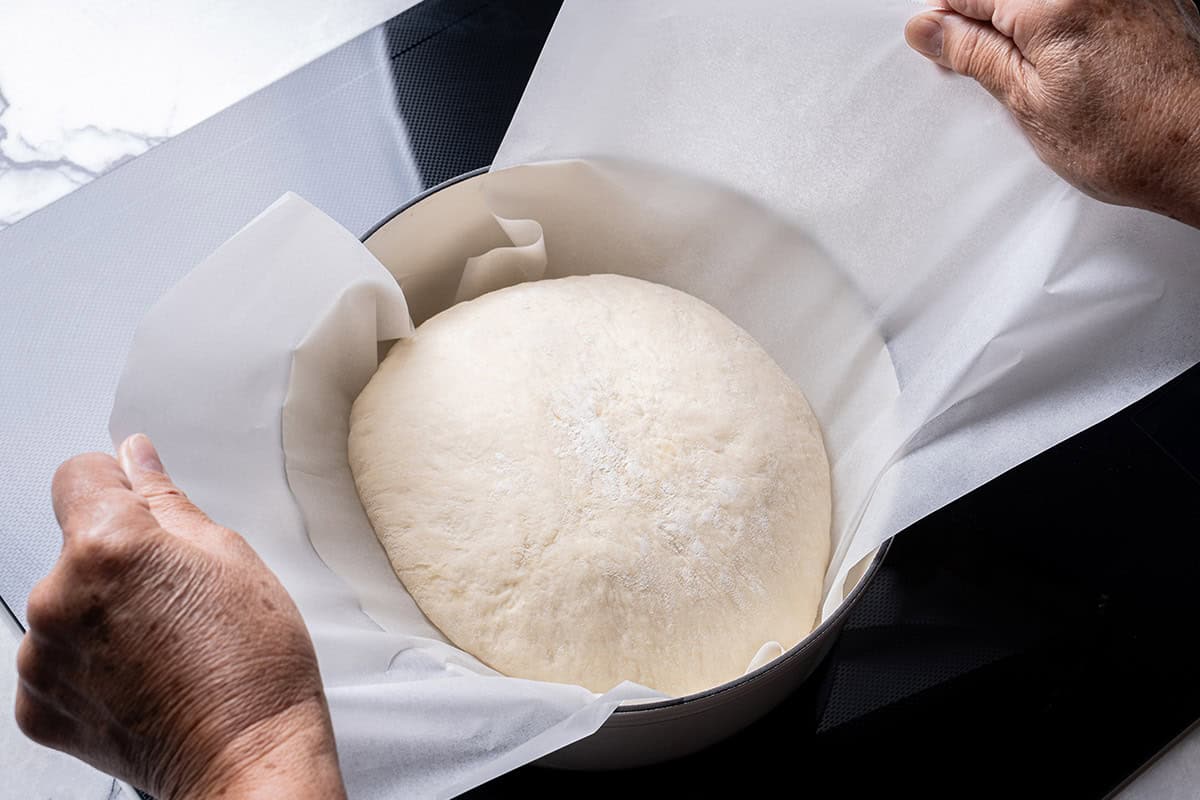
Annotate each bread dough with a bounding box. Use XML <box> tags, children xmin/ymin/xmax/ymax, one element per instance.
<box><xmin>348</xmin><ymin>274</ymin><xmax>831</xmax><ymax>696</ymax></box>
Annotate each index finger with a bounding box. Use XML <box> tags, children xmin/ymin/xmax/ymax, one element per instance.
<box><xmin>51</xmin><ymin>453</ymin><xmax>155</xmax><ymax>543</ymax></box>
<box><xmin>932</xmin><ymin>0</ymin><xmax>1054</xmax><ymax>53</ymax></box>
<box><xmin>933</xmin><ymin>0</ymin><xmax>997</xmax><ymax>22</ymax></box>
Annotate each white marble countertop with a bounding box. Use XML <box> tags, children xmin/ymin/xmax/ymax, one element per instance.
<box><xmin>0</xmin><ymin>0</ymin><xmax>419</xmax><ymax>229</ymax></box>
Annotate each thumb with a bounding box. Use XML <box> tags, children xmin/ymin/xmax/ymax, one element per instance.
<box><xmin>117</xmin><ymin>433</ymin><xmax>213</xmax><ymax>533</ymax></box>
<box><xmin>905</xmin><ymin>10</ymin><xmax>1030</xmax><ymax>103</ymax></box>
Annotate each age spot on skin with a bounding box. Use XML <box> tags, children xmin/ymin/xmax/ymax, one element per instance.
<box><xmin>81</xmin><ymin>602</ymin><xmax>113</xmax><ymax>643</ymax></box>
<box><xmin>81</xmin><ymin>604</ymin><xmax>105</xmax><ymax>629</ymax></box>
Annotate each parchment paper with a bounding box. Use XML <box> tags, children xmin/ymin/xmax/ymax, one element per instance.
<box><xmin>110</xmin><ymin>195</ymin><xmax>654</xmax><ymax>800</ymax></box>
<box><xmin>111</xmin><ymin>167</ymin><xmax>889</xmax><ymax>797</ymax></box>
<box><xmin>494</xmin><ymin>0</ymin><xmax>1200</xmax><ymax>615</ymax></box>
<box><xmin>108</xmin><ymin>1</ymin><xmax>1200</xmax><ymax>797</ymax></box>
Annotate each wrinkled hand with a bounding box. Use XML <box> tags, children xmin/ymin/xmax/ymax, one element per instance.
<box><xmin>905</xmin><ymin>0</ymin><xmax>1200</xmax><ymax>227</ymax></box>
<box><xmin>16</xmin><ymin>435</ymin><xmax>345</xmax><ymax>800</ymax></box>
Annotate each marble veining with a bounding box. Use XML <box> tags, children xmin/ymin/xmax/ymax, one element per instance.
<box><xmin>0</xmin><ymin>84</ymin><xmax>165</xmax><ymax>228</ymax></box>
<box><xmin>0</xmin><ymin>0</ymin><xmax>421</xmax><ymax>231</ymax></box>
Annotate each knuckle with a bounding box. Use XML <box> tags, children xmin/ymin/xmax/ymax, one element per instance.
<box><xmin>960</xmin><ymin>0</ymin><xmax>992</xmax><ymax>18</ymax></box>
<box><xmin>15</xmin><ymin>636</ymin><xmax>42</xmax><ymax>684</ymax></box>
<box><xmin>14</xmin><ymin>690</ymin><xmax>62</xmax><ymax>747</ymax></box>
<box><xmin>1036</xmin><ymin>0</ymin><xmax>1088</xmax><ymax>38</ymax></box>
<box><xmin>76</xmin><ymin>490</ymin><xmax>153</xmax><ymax>542</ymax></box>
<box><xmin>1049</xmin><ymin>0</ymin><xmax>1084</xmax><ymax>15</ymax></box>
<box><xmin>140</xmin><ymin>478</ymin><xmax>188</xmax><ymax>503</ymax></box>
<box><xmin>24</xmin><ymin>579</ymin><xmax>66</xmax><ymax>633</ymax></box>
<box><xmin>148</xmin><ymin>490</ymin><xmax>194</xmax><ymax>521</ymax></box>
<box><xmin>18</xmin><ymin>629</ymin><xmax>80</xmax><ymax>689</ymax></box>
<box><xmin>52</xmin><ymin>452</ymin><xmax>110</xmax><ymax>485</ymax></box>
<box><xmin>60</xmin><ymin>486</ymin><xmax>149</xmax><ymax>538</ymax></box>
<box><xmin>13</xmin><ymin>690</ymin><xmax>40</xmax><ymax>739</ymax></box>
<box><xmin>69</xmin><ymin>524</ymin><xmax>145</xmax><ymax>573</ymax></box>
<box><xmin>15</xmin><ymin>636</ymin><xmax>64</xmax><ymax>698</ymax></box>
<box><xmin>71</xmin><ymin>530</ymin><xmax>135</xmax><ymax>575</ymax></box>
<box><xmin>51</xmin><ymin>453</ymin><xmax>120</xmax><ymax>500</ymax></box>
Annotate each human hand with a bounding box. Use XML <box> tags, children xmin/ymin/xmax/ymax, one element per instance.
<box><xmin>905</xmin><ymin>0</ymin><xmax>1200</xmax><ymax>228</ymax></box>
<box><xmin>16</xmin><ymin>434</ymin><xmax>345</xmax><ymax>800</ymax></box>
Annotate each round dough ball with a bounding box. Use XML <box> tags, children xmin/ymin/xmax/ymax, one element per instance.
<box><xmin>349</xmin><ymin>274</ymin><xmax>831</xmax><ymax>696</ymax></box>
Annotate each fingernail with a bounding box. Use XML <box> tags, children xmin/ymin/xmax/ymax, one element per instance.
<box><xmin>124</xmin><ymin>434</ymin><xmax>163</xmax><ymax>474</ymax></box>
<box><xmin>906</xmin><ymin>15</ymin><xmax>944</xmax><ymax>58</ymax></box>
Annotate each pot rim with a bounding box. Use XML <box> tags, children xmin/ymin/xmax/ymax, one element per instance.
<box><xmin>360</xmin><ymin>163</ymin><xmax>891</xmax><ymax>715</ymax></box>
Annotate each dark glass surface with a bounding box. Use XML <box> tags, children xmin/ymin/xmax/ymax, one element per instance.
<box><xmin>382</xmin><ymin>0</ymin><xmax>563</xmax><ymax>187</ymax></box>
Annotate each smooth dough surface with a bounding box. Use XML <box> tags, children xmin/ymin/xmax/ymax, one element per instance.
<box><xmin>348</xmin><ymin>274</ymin><xmax>831</xmax><ymax>696</ymax></box>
